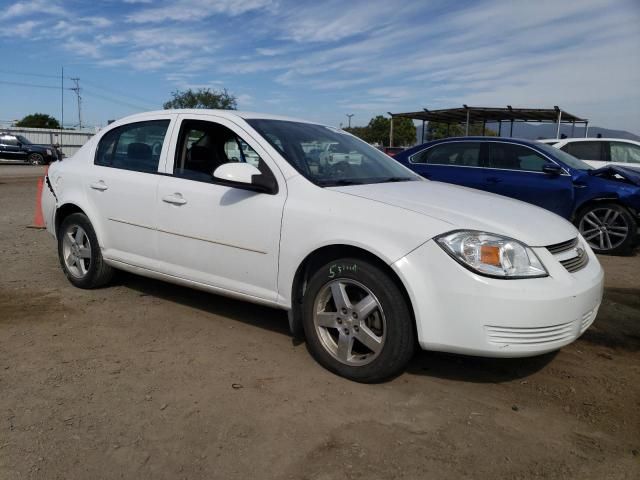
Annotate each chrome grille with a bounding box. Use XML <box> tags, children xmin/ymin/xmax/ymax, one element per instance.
<box><xmin>546</xmin><ymin>237</ymin><xmax>589</xmax><ymax>273</ymax></box>
<box><xmin>559</xmin><ymin>251</ymin><xmax>589</xmax><ymax>273</ymax></box>
<box><xmin>546</xmin><ymin>237</ymin><xmax>578</xmax><ymax>254</ymax></box>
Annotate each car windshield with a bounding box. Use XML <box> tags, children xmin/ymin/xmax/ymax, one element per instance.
<box><xmin>536</xmin><ymin>143</ymin><xmax>593</xmax><ymax>171</ymax></box>
<box><xmin>16</xmin><ymin>135</ymin><xmax>32</xmax><ymax>145</ymax></box>
<box><xmin>246</xmin><ymin>119</ymin><xmax>418</xmax><ymax>186</ymax></box>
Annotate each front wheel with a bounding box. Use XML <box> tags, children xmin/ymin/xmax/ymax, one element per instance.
<box><xmin>577</xmin><ymin>203</ymin><xmax>637</xmax><ymax>255</ymax></box>
<box><xmin>28</xmin><ymin>153</ymin><xmax>45</xmax><ymax>165</ymax></box>
<box><xmin>57</xmin><ymin>213</ymin><xmax>114</xmax><ymax>288</ymax></box>
<box><xmin>302</xmin><ymin>258</ymin><xmax>415</xmax><ymax>383</ymax></box>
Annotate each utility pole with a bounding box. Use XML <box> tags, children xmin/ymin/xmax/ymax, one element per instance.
<box><xmin>70</xmin><ymin>77</ymin><xmax>82</xmax><ymax>129</ymax></box>
<box><xmin>346</xmin><ymin>113</ymin><xmax>354</xmax><ymax>128</ymax></box>
<box><xmin>61</xmin><ymin>66</ymin><xmax>64</xmax><ymax>130</ymax></box>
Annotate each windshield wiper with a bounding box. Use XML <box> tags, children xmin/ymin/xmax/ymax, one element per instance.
<box><xmin>376</xmin><ymin>177</ymin><xmax>415</xmax><ymax>183</ymax></box>
<box><xmin>318</xmin><ymin>179</ymin><xmax>363</xmax><ymax>187</ymax></box>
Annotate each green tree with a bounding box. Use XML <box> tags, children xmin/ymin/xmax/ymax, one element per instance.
<box><xmin>427</xmin><ymin>122</ymin><xmax>496</xmax><ymax>141</ymax></box>
<box><xmin>163</xmin><ymin>88</ymin><xmax>237</xmax><ymax>110</ymax></box>
<box><xmin>346</xmin><ymin>115</ymin><xmax>417</xmax><ymax>146</ymax></box>
<box><xmin>15</xmin><ymin>113</ymin><xmax>60</xmax><ymax>129</ymax></box>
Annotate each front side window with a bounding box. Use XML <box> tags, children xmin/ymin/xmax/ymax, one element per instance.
<box><xmin>16</xmin><ymin>135</ymin><xmax>32</xmax><ymax>145</ymax></box>
<box><xmin>563</xmin><ymin>141</ymin><xmax>603</xmax><ymax>161</ymax></box>
<box><xmin>412</xmin><ymin>142</ymin><xmax>482</xmax><ymax>166</ymax></box>
<box><xmin>246</xmin><ymin>119</ymin><xmax>417</xmax><ymax>186</ymax></box>
<box><xmin>173</xmin><ymin>119</ymin><xmax>272</xmax><ymax>182</ymax></box>
<box><xmin>610</xmin><ymin>142</ymin><xmax>640</xmax><ymax>164</ymax></box>
<box><xmin>486</xmin><ymin>143</ymin><xmax>549</xmax><ymax>172</ymax></box>
<box><xmin>95</xmin><ymin>120</ymin><xmax>169</xmax><ymax>173</ymax></box>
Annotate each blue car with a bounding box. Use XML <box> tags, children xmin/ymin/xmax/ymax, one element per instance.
<box><xmin>394</xmin><ymin>137</ymin><xmax>640</xmax><ymax>255</ymax></box>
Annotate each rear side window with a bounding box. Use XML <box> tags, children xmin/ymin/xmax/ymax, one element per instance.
<box><xmin>563</xmin><ymin>141</ymin><xmax>603</xmax><ymax>160</ymax></box>
<box><xmin>95</xmin><ymin>120</ymin><xmax>170</xmax><ymax>173</ymax></box>
<box><xmin>486</xmin><ymin>143</ymin><xmax>550</xmax><ymax>172</ymax></box>
<box><xmin>609</xmin><ymin>142</ymin><xmax>640</xmax><ymax>164</ymax></box>
<box><xmin>1</xmin><ymin>135</ymin><xmax>18</xmax><ymax>146</ymax></box>
<box><xmin>412</xmin><ymin>142</ymin><xmax>482</xmax><ymax>166</ymax></box>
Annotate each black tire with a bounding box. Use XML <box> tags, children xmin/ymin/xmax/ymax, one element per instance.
<box><xmin>302</xmin><ymin>257</ymin><xmax>415</xmax><ymax>383</ymax></box>
<box><xmin>57</xmin><ymin>213</ymin><xmax>114</xmax><ymax>288</ymax></box>
<box><xmin>576</xmin><ymin>203</ymin><xmax>637</xmax><ymax>255</ymax></box>
<box><xmin>28</xmin><ymin>153</ymin><xmax>44</xmax><ymax>165</ymax></box>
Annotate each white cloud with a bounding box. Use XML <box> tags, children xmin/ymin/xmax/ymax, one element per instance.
<box><xmin>0</xmin><ymin>0</ymin><xmax>65</xmax><ymax>19</ymax></box>
<box><xmin>126</xmin><ymin>0</ymin><xmax>274</xmax><ymax>23</ymax></box>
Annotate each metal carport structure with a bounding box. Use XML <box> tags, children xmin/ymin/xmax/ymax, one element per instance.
<box><xmin>388</xmin><ymin>105</ymin><xmax>589</xmax><ymax>147</ymax></box>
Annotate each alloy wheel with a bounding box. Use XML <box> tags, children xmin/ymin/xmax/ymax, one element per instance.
<box><xmin>62</xmin><ymin>225</ymin><xmax>92</xmax><ymax>278</ymax></box>
<box><xmin>29</xmin><ymin>153</ymin><xmax>44</xmax><ymax>165</ymax></box>
<box><xmin>579</xmin><ymin>207</ymin><xmax>629</xmax><ymax>251</ymax></box>
<box><xmin>313</xmin><ymin>279</ymin><xmax>386</xmax><ymax>366</ymax></box>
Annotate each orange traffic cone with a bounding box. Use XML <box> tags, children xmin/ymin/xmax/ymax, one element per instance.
<box><xmin>28</xmin><ymin>166</ymin><xmax>48</xmax><ymax>229</ymax></box>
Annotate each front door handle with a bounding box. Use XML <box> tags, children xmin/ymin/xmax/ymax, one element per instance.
<box><xmin>90</xmin><ymin>181</ymin><xmax>108</xmax><ymax>191</ymax></box>
<box><xmin>162</xmin><ymin>194</ymin><xmax>187</xmax><ymax>206</ymax></box>
<box><xmin>486</xmin><ymin>177</ymin><xmax>502</xmax><ymax>184</ymax></box>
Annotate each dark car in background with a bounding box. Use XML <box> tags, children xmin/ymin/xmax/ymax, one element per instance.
<box><xmin>394</xmin><ymin>137</ymin><xmax>640</xmax><ymax>255</ymax></box>
<box><xmin>0</xmin><ymin>133</ymin><xmax>60</xmax><ymax>165</ymax></box>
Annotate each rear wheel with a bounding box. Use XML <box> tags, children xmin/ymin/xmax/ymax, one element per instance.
<box><xmin>28</xmin><ymin>153</ymin><xmax>45</xmax><ymax>165</ymax></box>
<box><xmin>302</xmin><ymin>258</ymin><xmax>415</xmax><ymax>382</ymax></box>
<box><xmin>57</xmin><ymin>213</ymin><xmax>114</xmax><ymax>288</ymax></box>
<box><xmin>577</xmin><ymin>203</ymin><xmax>636</xmax><ymax>255</ymax></box>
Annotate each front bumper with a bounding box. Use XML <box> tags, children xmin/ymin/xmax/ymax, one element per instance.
<box><xmin>392</xmin><ymin>238</ymin><xmax>604</xmax><ymax>357</ymax></box>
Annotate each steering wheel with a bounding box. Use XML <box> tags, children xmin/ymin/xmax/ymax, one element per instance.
<box><xmin>151</xmin><ymin>142</ymin><xmax>163</xmax><ymax>156</ymax></box>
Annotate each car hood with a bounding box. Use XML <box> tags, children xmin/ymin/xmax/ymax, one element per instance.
<box><xmin>329</xmin><ymin>180</ymin><xmax>578</xmax><ymax>247</ymax></box>
<box><xmin>589</xmin><ymin>165</ymin><xmax>640</xmax><ymax>186</ymax></box>
<box><xmin>26</xmin><ymin>144</ymin><xmax>52</xmax><ymax>150</ymax></box>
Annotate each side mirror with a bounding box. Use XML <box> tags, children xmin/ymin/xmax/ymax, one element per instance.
<box><xmin>213</xmin><ymin>162</ymin><xmax>277</xmax><ymax>194</ymax></box>
<box><xmin>542</xmin><ymin>163</ymin><xmax>563</xmax><ymax>176</ymax></box>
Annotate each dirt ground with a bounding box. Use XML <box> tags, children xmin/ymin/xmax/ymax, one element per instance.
<box><xmin>1</xmin><ymin>165</ymin><xmax>639</xmax><ymax>480</ymax></box>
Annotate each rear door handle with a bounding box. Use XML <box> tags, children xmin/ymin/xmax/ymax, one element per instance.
<box><xmin>486</xmin><ymin>177</ymin><xmax>502</xmax><ymax>184</ymax></box>
<box><xmin>90</xmin><ymin>181</ymin><xmax>108</xmax><ymax>191</ymax></box>
<box><xmin>162</xmin><ymin>194</ymin><xmax>187</xmax><ymax>206</ymax></box>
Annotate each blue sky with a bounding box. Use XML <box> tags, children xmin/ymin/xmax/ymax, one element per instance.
<box><xmin>1</xmin><ymin>0</ymin><xmax>639</xmax><ymax>133</ymax></box>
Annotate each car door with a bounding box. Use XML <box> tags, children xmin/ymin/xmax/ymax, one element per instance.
<box><xmin>482</xmin><ymin>141</ymin><xmax>575</xmax><ymax>218</ymax></box>
<box><xmin>86</xmin><ymin>116</ymin><xmax>175</xmax><ymax>267</ymax></box>
<box><xmin>155</xmin><ymin>114</ymin><xmax>286</xmax><ymax>301</ymax></box>
<box><xmin>407</xmin><ymin>141</ymin><xmax>488</xmax><ymax>190</ymax></box>
<box><xmin>608</xmin><ymin>141</ymin><xmax>640</xmax><ymax>166</ymax></box>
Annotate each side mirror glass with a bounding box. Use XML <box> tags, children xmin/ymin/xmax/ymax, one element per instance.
<box><xmin>213</xmin><ymin>162</ymin><xmax>277</xmax><ymax>194</ymax></box>
<box><xmin>542</xmin><ymin>163</ymin><xmax>563</xmax><ymax>176</ymax></box>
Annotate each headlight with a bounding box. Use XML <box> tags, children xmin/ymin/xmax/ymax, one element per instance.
<box><xmin>436</xmin><ymin>230</ymin><xmax>548</xmax><ymax>279</ymax></box>
<box><xmin>46</xmin><ymin>149</ymin><xmax>52</xmax><ymax>155</ymax></box>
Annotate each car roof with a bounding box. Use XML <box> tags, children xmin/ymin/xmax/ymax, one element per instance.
<box><xmin>548</xmin><ymin>137</ymin><xmax>640</xmax><ymax>144</ymax></box>
<box><xmin>118</xmin><ymin>109</ymin><xmax>321</xmax><ymax>125</ymax></box>
<box><xmin>418</xmin><ymin>136</ymin><xmax>542</xmax><ymax>147</ymax></box>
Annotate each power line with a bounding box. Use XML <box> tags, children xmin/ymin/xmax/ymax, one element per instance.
<box><xmin>0</xmin><ymin>79</ymin><xmax>59</xmax><ymax>90</ymax></box>
<box><xmin>0</xmin><ymin>69</ymin><xmax>63</xmax><ymax>79</ymax></box>
<box><xmin>82</xmin><ymin>87</ymin><xmax>155</xmax><ymax>112</ymax></box>
<box><xmin>1</xmin><ymin>68</ymin><xmax>159</xmax><ymax>110</ymax></box>
<box><xmin>81</xmin><ymin>78</ymin><xmax>158</xmax><ymax>108</ymax></box>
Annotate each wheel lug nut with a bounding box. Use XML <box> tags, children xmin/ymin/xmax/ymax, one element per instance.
<box><xmin>337</xmin><ymin>318</ymin><xmax>342</xmax><ymax>324</ymax></box>
<box><xmin>352</xmin><ymin>313</ymin><xmax>358</xmax><ymax>319</ymax></box>
<box><xmin>343</xmin><ymin>328</ymin><xmax>349</xmax><ymax>335</ymax></box>
<box><xmin>354</xmin><ymin>326</ymin><xmax>359</xmax><ymax>332</ymax></box>
<box><xmin>341</xmin><ymin>308</ymin><xmax>347</xmax><ymax>314</ymax></box>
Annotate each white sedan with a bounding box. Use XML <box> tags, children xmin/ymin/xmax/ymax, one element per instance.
<box><xmin>42</xmin><ymin>110</ymin><xmax>604</xmax><ymax>382</ymax></box>
<box><xmin>539</xmin><ymin>137</ymin><xmax>640</xmax><ymax>169</ymax></box>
